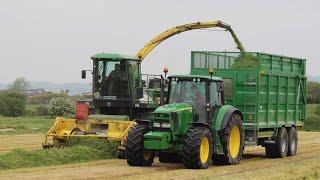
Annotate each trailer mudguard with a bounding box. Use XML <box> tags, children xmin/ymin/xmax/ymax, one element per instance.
<box><xmin>215</xmin><ymin>105</ymin><xmax>243</xmax><ymax>131</ymax></box>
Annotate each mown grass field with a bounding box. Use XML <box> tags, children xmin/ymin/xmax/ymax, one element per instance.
<box><xmin>0</xmin><ymin>116</ymin><xmax>54</xmax><ymax>135</ymax></box>
<box><xmin>0</xmin><ymin>131</ymin><xmax>319</xmax><ymax>179</ymax></box>
<box><xmin>0</xmin><ymin>104</ymin><xmax>319</xmax><ymax>179</ymax></box>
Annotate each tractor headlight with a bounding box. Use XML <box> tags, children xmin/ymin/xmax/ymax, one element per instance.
<box><xmin>153</xmin><ymin>122</ymin><xmax>161</xmax><ymax>128</ymax></box>
<box><xmin>160</xmin><ymin>122</ymin><xmax>171</xmax><ymax>129</ymax></box>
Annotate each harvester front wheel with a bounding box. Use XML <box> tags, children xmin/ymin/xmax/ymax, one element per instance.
<box><xmin>182</xmin><ymin>127</ymin><xmax>212</xmax><ymax>169</ymax></box>
<box><xmin>214</xmin><ymin>113</ymin><xmax>244</xmax><ymax>165</ymax></box>
<box><xmin>287</xmin><ymin>127</ymin><xmax>297</xmax><ymax>156</ymax></box>
<box><xmin>126</xmin><ymin>124</ymin><xmax>155</xmax><ymax>166</ymax></box>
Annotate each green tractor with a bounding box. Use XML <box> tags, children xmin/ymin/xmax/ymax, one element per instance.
<box><xmin>126</xmin><ymin>74</ymin><xmax>244</xmax><ymax>169</ymax></box>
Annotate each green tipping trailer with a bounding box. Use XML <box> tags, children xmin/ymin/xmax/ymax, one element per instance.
<box><xmin>190</xmin><ymin>51</ymin><xmax>307</xmax><ymax>146</ymax></box>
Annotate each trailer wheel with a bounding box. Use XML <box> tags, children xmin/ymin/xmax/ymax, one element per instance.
<box><xmin>287</xmin><ymin>127</ymin><xmax>297</xmax><ymax>156</ymax></box>
<box><xmin>265</xmin><ymin>127</ymin><xmax>288</xmax><ymax>158</ymax></box>
<box><xmin>182</xmin><ymin>127</ymin><xmax>212</xmax><ymax>169</ymax></box>
<box><xmin>215</xmin><ymin>113</ymin><xmax>244</xmax><ymax>165</ymax></box>
<box><xmin>158</xmin><ymin>152</ymin><xmax>181</xmax><ymax>163</ymax></box>
<box><xmin>126</xmin><ymin>124</ymin><xmax>155</xmax><ymax>166</ymax></box>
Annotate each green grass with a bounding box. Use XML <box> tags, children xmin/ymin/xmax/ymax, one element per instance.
<box><xmin>0</xmin><ymin>116</ymin><xmax>54</xmax><ymax>135</ymax></box>
<box><xmin>303</xmin><ymin>104</ymin><xmax>320</xmax><ymax>131</ymax></box>
<box><xmin>0</xmin><ymin>138</ymin><xmax>117</xmax><ymax>170</ymax></box>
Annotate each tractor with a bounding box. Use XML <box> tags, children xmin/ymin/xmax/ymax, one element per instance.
<box><xmin>126</xmin><ymin>73</ymin><xmax>244</xmax><ymax>168</ymax></box>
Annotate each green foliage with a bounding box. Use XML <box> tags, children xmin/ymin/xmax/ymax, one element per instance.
<box><xmin>307</xmin><ymin>81</ymin><xmax>320</xmax><ymax>104</ymax></box>
<box><xmin>28</xmin><ymin>92</ymin><xmax>68</xmax><ymax>105</ymax></box>
<box><xmin>0</xmin><ymin>91</ymin><xmax>27</xmax><ymax>117</ymax></box>
<box><xmin>231</xmin><ymin>53</ymin><xmax>258</xmax><ymax>69</ymax></box>
<box><xmin>0</xmin><ymin>116</ymin><xmax>54</xmax><ymax>135</ymax></box>
<box><xmin>49</xmin><ymin>97</ymin><xmax>75</xmax><ymax>117</ymax></box>
<box><xmin>0</xmin><ymin>140</ymin><xmax>117</xmax><ymax>170</ymax></box>
<box><xmin>7</xmin><ymin>77</ymin><xmax>31</xmax><ymax>91</ymax></box>
<box><xmin>36</xmin><ymin>105</ymin><xmax>49</xmax><ymax>116</ymax></box>
<box><xmin>303</xmin><ymin>104</ymin><xmax>320</xmax><ymax>131</ymax></box>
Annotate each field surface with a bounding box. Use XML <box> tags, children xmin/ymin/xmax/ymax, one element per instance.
<box><xmin>0</xmin><ymin>134</ymin><xmax>42</xmax><ymax>154</ymax></box>
<box><xmin>0</xmin><ymin>131</ymin><xmax>319</xmax><ymax>180</ymax></box>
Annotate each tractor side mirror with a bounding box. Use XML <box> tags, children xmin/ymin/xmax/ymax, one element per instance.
<box><xmin>81</xmin><ymin>70</ymin><xmax>86</xmax><ymax>79</ymax></box>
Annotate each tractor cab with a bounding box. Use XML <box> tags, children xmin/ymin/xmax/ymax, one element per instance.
<box><xmin>82</xmin><ymin>53</ymin><xmax>166</xmax><ymax>119</ymax></box>
<box><xmin>167</xmin><ymin>75</ymin><xmax>224</xmax><ymax>123</ymax></box>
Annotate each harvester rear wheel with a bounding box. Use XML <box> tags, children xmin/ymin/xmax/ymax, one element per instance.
<box><xmin>126</xmin><ymin>124</ymin><xmax>155</xmax><ymax>166</ymax></box>
<box><xmin>182</xmin><ymin>127</ymin><xmax>212</xmax><ymax>169</ymax></box>
<box><xmin>214</xmin><ymin>113</ymin><xmax>244</xmax><ymax>165</ymax></box>
<box><xmin>288</xmin><ymin>127</ymin><xmax>297</xmax><ymax>156</ymax></box>
<box><xmin>265</xmin><ymin>127</ymin><xmax>288</xmax><ymax>158</ymax></box>
<box><xmin>158</xmin><ymin>152</ymin><xmax>181</xmax><ymax>163</ymax></box>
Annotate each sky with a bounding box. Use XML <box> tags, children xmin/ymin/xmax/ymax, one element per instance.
<box><xmin>0</xmin><ymin>0</ymin><xmax>319</xmax><ymax>83</ymax></box>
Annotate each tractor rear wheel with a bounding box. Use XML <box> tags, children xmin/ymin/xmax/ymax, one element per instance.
<box><xmin>287</xmin><ymin>127</ymin><xmax>298</xmax><ymax>156</ymax></box>
<box><xmin>158</xmin><ymin>152</ymin><xmax>181</xmax><ymax>163</ymax></box>
<box><xmin>126</xmin><ymin>124</ymin><xmax>155</xmax><ymax>166</ymax></box>
<box><xmin>214</xmin><ymin>113</ymin><xmax>244</xmax><ymax>165</ymax></box>
<box><xmin>182</xmin><ymin>127</ymin><xmax>212</xmax><ymax>169</ymax></box>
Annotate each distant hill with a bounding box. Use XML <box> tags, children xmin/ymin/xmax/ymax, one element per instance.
<box><xmin>0</xmin><ymin>83</ymin><xmax>6</xmax><ymax>90</ymax></box>
<box><xmin>309</xmin><ymin>76</ymin><xmax>320</xmax><ymax>83</ymax></box>
<box><xmin>0</xmin><ymin>82</ymin><xmax>91</xmax><ymax>95</ymax></box>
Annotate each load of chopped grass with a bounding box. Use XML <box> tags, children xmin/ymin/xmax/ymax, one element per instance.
<box><xmin>0</xmin><ymin>138</ymin><xmax>117</xmax><ymax>170</ymax></box>
<box><xmin>231</xmin><ymin>53</ymin><xmax>258</xmax><ymax>69</ymax></box>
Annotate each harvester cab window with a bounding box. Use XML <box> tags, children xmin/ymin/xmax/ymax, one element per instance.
<box><xmin>95</xmin><ymin>60</ymin><xmax>130</xmax><ymax>99</ymax></box>
<box><xmin>169</xmin><ymin>80</ymin><xmax>206</xmax><ymax>121</ymax></box>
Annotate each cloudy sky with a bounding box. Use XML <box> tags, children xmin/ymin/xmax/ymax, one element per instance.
<box><xmin>0</xmin><ymin>0</ymin><xmax>319</xmax><ymax>83</ymax></box>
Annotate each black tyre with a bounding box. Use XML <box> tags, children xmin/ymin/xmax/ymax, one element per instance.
<box><xmin>287</xmin><ymin>127</ymin><xmax>297</xmax><ymax>156</ymax></box>
<box><xmin>181</xmin><ymin>127</ymin><xmax>213</xmax><ymax>169</ymax></box>
<box><xmin>158</xmin><ymin>152</ymin><xmax>181</xmax><ymax>163</ymax></box>
<box><xmin>117</xmin><ymin>149</ymin><xmax>126</xmax><ymax>159</ymax></box>
<box><xmin>265</xmin><ymin>127</ymin><xmax>288</xmax><ymax>158</ymax></box>
<box><xmin>126</xmin><ymin>124</ymin><xmax>155</xmax><ymax>166</ymax></box>
<box><xmin>265</xmin><ymin>144</ymin><xmax>276</xmax><ymax>158</ymax></box>
<box><xmin>214</xmin><ymin>113</ymin><xmax>244</xmax><ymax>165</ymax></box>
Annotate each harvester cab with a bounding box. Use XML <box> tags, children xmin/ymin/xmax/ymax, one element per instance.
<box><xmin>87</xmin><ymin>53</ymin><xmax>165</xmax><ymax>118</ymax></box>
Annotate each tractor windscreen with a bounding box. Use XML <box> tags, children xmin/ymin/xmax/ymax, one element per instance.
<box><xmin>94</xmin><ymin>59</ymin><xmax>136</xmax><ymax>99</ymax></box>
<box><xmin>169</xmin><ymin>80</ymin><xmax>206</xmax><ymax>121</ymax></box>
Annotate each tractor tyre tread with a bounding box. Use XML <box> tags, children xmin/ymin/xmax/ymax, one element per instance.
<box><xmin>126</xmin><ymin>124</ymin><xmax>154</xmax><ymax>166</ymax></box>
<box><xmin>181</xmin><ymin>127</ymin><xmax>212</xmax><ymax>169</ymax></box>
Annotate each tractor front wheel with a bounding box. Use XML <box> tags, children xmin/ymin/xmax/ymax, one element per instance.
<box><xmin>126</xmin><ymin>124</ymin><xmax>155</xmax><ymax>166</ymax></box>
<box><xmin>182</xmin><ymin>127</ymin><xmax>212</xmax><ymax>169</ymax></box>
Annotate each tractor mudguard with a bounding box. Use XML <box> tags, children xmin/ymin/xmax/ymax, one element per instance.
<box><xmin>215</xmin><ymin>105</ymin><xmax>243</xmax><ymax>131</ymax></box>
<box><xmin>191</xmin><ymin>122</ymin><xmax>213</xmax><ymax>135</ymax></box>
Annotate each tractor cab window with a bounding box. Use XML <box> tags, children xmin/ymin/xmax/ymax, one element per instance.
<box><xmin>169</xmin><ymin>80</ymin><xmax>206</xmax><ymax>121</ymax></box>
<box><xmin>94</xmin><ymin>59</ymin><xmax>132</xmax><ymax>99</ymax></box>
<box><xmin>210</xmin><ymin>82</ymin><xmax>221</xmax><ymax>106</ymax></box>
